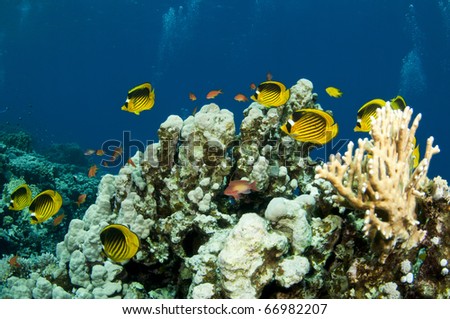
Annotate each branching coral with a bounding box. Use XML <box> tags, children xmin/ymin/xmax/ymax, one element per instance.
<box><xmin>315</xmin><ymin>103</ymin><xmax>440</xmax><ymax>263</ymax></box>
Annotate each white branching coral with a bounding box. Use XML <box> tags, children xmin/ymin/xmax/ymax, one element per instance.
<box><xmin>315</xmin><ymin>102</ymin><xmax>440</xmax><ymax>263</ymax></box>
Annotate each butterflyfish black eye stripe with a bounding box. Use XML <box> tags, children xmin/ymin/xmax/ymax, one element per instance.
<box><xmin>29</xmin><ymin>190</ymin><xmax>62</xmax><ymax>224</ymax></box>
<box><xmin>280</xmin><ymin>109</ymin><xmax>338</xmax><ymax>145</ymax></box>
<box><xmin>121</xmin><ymin>83</ymin><xmax>155</xmax><ymax>115</ymax></box>
<box><xmin>100</xmin><ymin>224</ymin><xmax>140</xmax><ymax>263</ymax></box>
<box><xmin>9</xmin><ymin>184</ymin><xmax>32</xmax><ymax>211</ymax></box>
<box><xmin>250</xmin><ymin>81</ymin><xmax>289</xmax><ymax>107</ymax></box>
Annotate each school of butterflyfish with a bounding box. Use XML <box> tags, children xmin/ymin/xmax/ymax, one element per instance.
<box><xmin>8</xmin><ymin>184</ymin><xmax>63</xmax><ymax>224</ymax></box>
<box><xmin>5</xmin><ymin>75</ymin><xmax>421</xmax><ymax>265</ymax></box>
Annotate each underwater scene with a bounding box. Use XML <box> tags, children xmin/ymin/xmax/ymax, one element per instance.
<box><xmin>0</xmin><ymin>0</ymin><xmax>449</xmax><ymax>299</ymax></box>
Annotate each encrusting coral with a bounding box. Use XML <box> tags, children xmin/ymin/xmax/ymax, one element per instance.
<box><xmin>315</xmin><ymin>102</ymin><xmax>440</xmax><ymax>263</ymax></box>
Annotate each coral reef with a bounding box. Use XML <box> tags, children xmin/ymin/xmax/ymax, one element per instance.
<box><xmin>1</xmin><ymin>79</ymin><xmax>448</xmax><ymax>299</ymax></box>
<box><xmin>0</xmin><ymin>130</ymin><xmax>33</xmax><ymax>153</ymax></box>
<box><xmin>315</xmin><ymin>103</ymin><xmax>439</xmax><ymax>263</ymax></box>
<box><xmin>0</xmin><ymin>133</ymin><xmax>99</xmax><ymax>258</ymax></box>
<box><xmin>43</xmin><ymin>143</ymin><xmax>89</xmax><ymax>166</ymax></box>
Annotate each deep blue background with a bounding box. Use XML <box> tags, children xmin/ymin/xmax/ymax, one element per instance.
<box><xmin>1</xmin><ymin>0</ymin><xmax>449</xmax><ymax>179</ymax></box>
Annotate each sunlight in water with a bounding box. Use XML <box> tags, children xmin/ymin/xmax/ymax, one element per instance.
<box><xmin>438</xmin><ymin>0</ymin><xmax>450</xmax><ymax>36</ymax></box>
<box><xmin>17</xmin><ymin>0</ymin><xmax>32</xmax><ymax>25</ymax></box>
<box><xmin>156</xmin><ymin>1</ymin><xmax>202</xmax><ymax>81</ymax></box>
<box><xmin>399</xmin><ymin>49</ymin><xmax>427</xmax><ymax>98</ymax></box>
<box><xmin>399</xmin><ymin>4</ymin><xmax>426</xmax><ymax>98</ymax></box>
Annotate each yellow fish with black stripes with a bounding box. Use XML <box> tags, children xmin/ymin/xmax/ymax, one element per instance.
<box><xmin>250</xmin><ymin>81</ymin><xmax>290</xmax><ymax>107</ymax></box>
<box><xmin>100</xmin><ymin>224</ymin><xmax>140</xmax><ymax>263</ymax></box>
<box><xmin>29</xmin><ymin>190</ymin><xmax>63</xmax><ymax>224</ymax></box>
<box><xmin>354</xmin><ymin>96</ymin><xmax>407</xmax><ymax>132</ymax></box>
<box><xmin>121</xmin><ymin>82</ymin><xmax>155</xmax><ymax>115</ymax></box>
<box><xmin>280</xmin><ymin>109</ymin><xmax>338</xmax><ymax>145</ymax></box>
<box><xmin>412</xmin><ymin>137</ymin><xmax>420</xmax><ymax>169</ymax></box>
<box><xmin>390</xmin><ymin>95</ymin><xmax>406</xmax><ymax>111</ymax></box>
<box><xmin>354</xmin><ymin>98</ymin><xmax>386</xmax><ymax>132</ymax></box>
<box><xmin>8</xmin><ymin>184</ymin><xmax>32</xmax><ymax>211</ymax></box>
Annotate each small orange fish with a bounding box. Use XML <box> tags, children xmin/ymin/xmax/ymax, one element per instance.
<box><xmin>250</xmin><ymin>83</ymin><xmax>256</xmax><ymax>90</ymax></box>
<box><xmin>127</xmin><ymin>158</ymin><xmax>136</xmax><ymax>167</ymax></box>
<box><xmin>76</xmin><ymin>194</ymin><xmax>87</xmax><ymax>207</ymax></box>
<box><xmin>189</xmin><ymin>92</ymin><xmax>197</xmax><ymax>101</ymax></box>
<box><xmin>84</xmin><ymin>149</ymin><xmax>95</xmax><ymax>156</ymax></box>
<box><xmin>53</xmin><ymin>213</ymin><xmax>65</xmax><ymax>226</ymax></box>
<box><xmin>224</xmin><ymin>180</ymin><xmax>258</xmax><ymax>201</ymax></box>
<box><xmin>101</xmin><ymin>160</ymin><xmax>113</xmax><ymax>167</ymax></box>
<box><xmin>234</xmin><ymin>93</ymin><xmax>248</xmax><ymax>102</ymax></box>
<box><xmin>112</xmin><ymin>147</ymin><xmax>123</xmax><ymax>160</ymax></box>
<box><xmin>9</xmin><ymin>255</ymin><xmax>20</xmax><ymax>268</ymax></box>
<box><xmin>206</xmin><ymin>89</ymin><xmax>223</xmax><ymax>99</ymax></box>
<box><xmin>88</xmin><ymin>165</ymin><xmax>98</xmax><ymax>178</ymax></box>
<box><xmin>96</xmin><ymin>149</ymin><xmax>104</xmax><ymax>156</ymax></box>
<box><xmin>266</xmin><ymin>72</ymin><xmax>273</xmax><ymax>81</ymax></box>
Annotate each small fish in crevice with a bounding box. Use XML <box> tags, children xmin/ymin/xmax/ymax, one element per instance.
<box><xmin>76</xmin><ymin>194</ymin><xmax>87</xmax><ymax>207</ymax></box>
<box><xmin>9</xmin><ymin>255</ymin><xmax>21</xmax><ymax>268</ymax></box>
<box><xmin>224</xmin><ymin>180</ymin><xmax>258</xmax><ymax>201</ymax></box>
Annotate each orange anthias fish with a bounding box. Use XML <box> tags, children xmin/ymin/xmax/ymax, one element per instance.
<box><xmin>53</xmin><ymin>213</ymin><xmax>65</xmax><ymax>226</ymax></box>
<box><xmin>112</xmin><ymin>147</ymin><xmax>123</xmax><ymax>160</ymax></box>
<box><xmin>88</xmin><ymin>165</ymin><xmax>98</xmax><ymax>178</ymax></box>
<box><xmin>206</xmin><ymin>89</ymin><xmax>223</xmax><ymax>99</ymax></box>
<box><xmin>234</xmin><ymin>93</ymin><xmax>248</xmax><ymax>102</ymax></box>
<box><xmin>9</xmin><ymin>255</ymin><xmax>20</xmax><ymax>268</ymax></box>
<box><xmin>250</xmin><ymin>83</ymin><xmax>256</xmax><ymax>90</ymax></box>
<box><xmin>189</xmin><ymin>92</ymin><xmax>197</xmax><ymax>101</ymax></box>
<box><xmin>224</xmin><ymin>180</ymin><xmax>258</xmax><ymax>201</ymax></box>
<box><xmin>96</xmin><ymin>149</ymin><xmax>104</xmax><ymax>156</ymax></box>
<box><xmin>127</xmin><ymin>158</ymin><xmax>136</xmax><ymax>167</ymax></box>
<box><xmin>101</xmin><ymin>160</ymin><xmax>113</xmax><ymax>167</ymax></box>
<box><xmin>76</xmin><ymin>194</ymin><xmax>87</xmax><ymax>207</ymax></box>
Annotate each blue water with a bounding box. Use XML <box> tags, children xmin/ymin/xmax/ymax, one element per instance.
<box><xmin>0</xmin><ymin>0</ymin><xmax>449</xmax><ymax>179</ymax></box>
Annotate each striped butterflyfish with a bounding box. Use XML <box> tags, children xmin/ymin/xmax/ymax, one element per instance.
<box><xmin>280</xmin><ymin>109</ymin><xmax>338</xmax><ymax>145</ymax></box>
<box><xmin>121</xmin><ymin>82</ymin><xmax>155</xmax><ymax>115</ymax></box>
<box><xmin>412</xmin><ymin>137</ymin><xmax>420</xmax><ymax>169</ymax></box>
<box><xmin>9</xmin><ymin>184</ymin><xmax>32</xmax><ymax>211</ymax></box>
<box><xmin>390</xmin><ymin>95</ymin><xmax>406</xmax><ymax>111</ymax></box>
<box><xmin>250</xmin><ymin>81</ymin><xmax>290</xmax><ymax>107</ymax></box>
<box><xmin>29</xmin><ymin>190</ymin><xmax>63</xmax><ymax>224</ymax></box>
<box><xmin>100</xmin><ymin>224</ymin><xmax>140</xmax><ymax>263</ymax></box>
<box><xmin>354</xmin><ymin>98</ymin><xmax>386</xmax><ymax>132</ymax></box>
